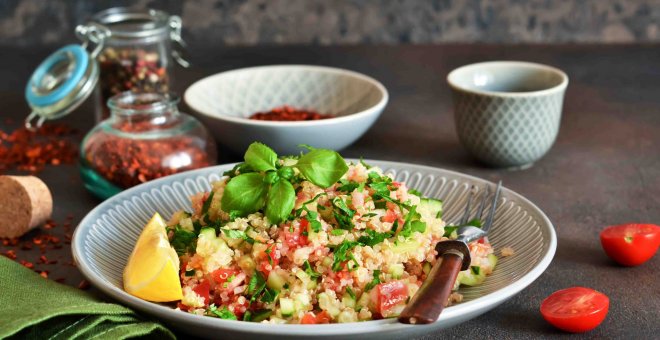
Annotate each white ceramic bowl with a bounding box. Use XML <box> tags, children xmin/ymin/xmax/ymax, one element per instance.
<box><xmin>184</xmin><ymin>65</ymin><xmax>388</xmax><ymax>155</ymax></box>
<box><xmin>72</xmin><ymin>160</ymin><xmax>556</xmax><ymax>339</ymax></box>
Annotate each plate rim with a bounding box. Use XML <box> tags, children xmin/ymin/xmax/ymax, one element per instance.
<box><xmin>72</xmin><ymin>159</ymin><xmax>557</xmax><ymax>336</ymax></box>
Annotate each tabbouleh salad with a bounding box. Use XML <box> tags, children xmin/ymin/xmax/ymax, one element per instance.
<box><xmin>165</xmin><ymin>143</ymin><xmax>497</xmax><ymax>323</ymax></box>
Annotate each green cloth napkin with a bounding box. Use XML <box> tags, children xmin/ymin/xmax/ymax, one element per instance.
<box><xmin>0</xmin><ymin>257</ymin><xmax>175</xmax><ymax>339</ymax></box>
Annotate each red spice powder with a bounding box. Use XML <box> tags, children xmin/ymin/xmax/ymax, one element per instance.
<box><xmin>0</xmin><ymin>123</ymin><xmax>78</xmax><ymax>174</ymax></box>
<box><xmin>249</xmin><ymin>106</ymin><xmax>335</xmax><ymax>121</ymax></box>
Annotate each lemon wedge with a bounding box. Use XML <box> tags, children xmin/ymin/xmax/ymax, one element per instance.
<box><xmin>123</xmin><ymin>212</ymin><xmax>183</xmax><ymax>302</ymax></box>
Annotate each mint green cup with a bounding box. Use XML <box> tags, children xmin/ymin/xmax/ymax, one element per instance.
<box><xmin>448</xmin><ymin>61</ymin><xmax>568</xmax><ymax>168</ymax></box>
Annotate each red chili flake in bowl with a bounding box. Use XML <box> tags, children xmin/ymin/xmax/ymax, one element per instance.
<box><xmin>249</xmin><ymin>106</ymin><xmax>335</xmax><ymax>121</ymax></box>
<box><xmin>19</xmin><ymin>260</ymin><xmax>34</xmax><ymax>269</ymax></box>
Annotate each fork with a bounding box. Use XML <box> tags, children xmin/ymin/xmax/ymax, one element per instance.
<box><xmin>398</xmin><ymin>181</ymin><xmax>502</xmax><ymax>325</ymax></box>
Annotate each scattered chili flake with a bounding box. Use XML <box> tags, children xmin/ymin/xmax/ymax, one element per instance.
<box><xmin>32</xmin><ymin>237</ymin><xmax>43</xmax><ymax>245</ymax></box>
<box><xmin>19</xmin><ymin>260</ymin><xmax>34</xmax><ymax>269</ymax></box>
<box><xmin>0</xmin><ymin>123</ymin><xmax>78</xmax><ymax>174</ymax></box>
<box><xmin>39</xmin><ymin>271</ymin><xmax>48</xmax><ymax>279</ymax></box>
<box><xmin>78</xmin><ymin>279</ymin><xmax>91</xmax><ymax>290</ymax></box>
<box><xmin>3</xmin><ymin>250</ymin><xmax>17</xmax><ymax>259</ymax></box>
<box><xmin>249</xmin><ymin>105</ymin><xmax>335</xmax><ymax>121</ymax></box>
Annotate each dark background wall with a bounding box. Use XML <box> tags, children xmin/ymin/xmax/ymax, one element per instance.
<box><xmin>1</xmin><ymin>0</ymin><xmax>659</xmax><ymax>46</ymax></box>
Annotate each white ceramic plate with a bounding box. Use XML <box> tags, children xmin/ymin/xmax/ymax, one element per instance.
<box><xmin>72</xmin><ymin>161</ymin><xmax>556</xmax><ymax>339</ymax></box>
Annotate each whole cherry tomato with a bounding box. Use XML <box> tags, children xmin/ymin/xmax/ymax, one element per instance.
<box><xmin>600</xmin><ymin>223</ymin><xmax>660</xmax><ymax>266</ymax></box>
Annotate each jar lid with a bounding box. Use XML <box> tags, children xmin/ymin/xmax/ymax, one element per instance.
<box><xmin>24</xmin><ymin>25</ymin><xmax>109</xmax><ymax>130</ymax></box>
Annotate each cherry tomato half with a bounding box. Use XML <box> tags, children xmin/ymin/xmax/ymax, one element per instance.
<box><xmin>600</xmin><ymin>223</ymin><xmax>660</xmax><ymax>266</ymax></box>
<box><xmin>540</xmin><ymin>287</ymin><xmax>609</xmax><ymax>333</ymax></box>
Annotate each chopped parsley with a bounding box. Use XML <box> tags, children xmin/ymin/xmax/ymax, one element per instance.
<box><xmin>169</xmin><ymin>225</ymin><xmax>197</xmax><ymax>255</ymax></box>
<box><xmin>358</xmin><ymin>229</ymin><xmax>393</xmax><ymax>246</ymax></box>
<box><xmin>332</xmin><ymin>197</ymin><xmax>355</xmax><ymax>230</ymax></box>
<box><xmin>331</xmin><ymin>240</ymin><xmax>359</xmax><ymax>271</ymax></box>
<box><xmin>303</xmin><ymin>260</ymin><xmax>321</xmax><ymax>278</ymax></box>
<box><xmin>221</xmin><ymin>228</ymin><xmax>247</xmax><ymax>239</ymax></box>
<box><xmin>247</xmin><ymin>271</ymin><xmax>267</xmax><ymax>301</ymax></box>
<box><xmin>201</xmin><ymin>191</ymin><xmax>215</xmax><ymax>215</ymax></box>
<box><xmin>184</xmin><ymin>269</ymin><xmax>195</xmax><ymax>277</ymax></box>
<box><xmin>346</xmin><ymin>286</ymin><xmax>356</xmax><ymax>300</ymax></box>
<box><xmin>208</xmin><ymin>304</ymin><xmax>237</xmax><ymax>320</ymax></box>
<box><xmin>330</xmin><ymin>229</ymin><xmax>345</xmax><ymax>236</ymax></box>
<box><xmin>364</xmin><ymin>270</ymin><xmax>382</xmax><ymax>291</ymax></box>
<box><xmin>471</xmin><ymin>266</ymin><xmax>481</xmax><ymax>276</ymax></box>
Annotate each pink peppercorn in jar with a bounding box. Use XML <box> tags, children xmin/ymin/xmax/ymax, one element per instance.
<box><xmin>78</xmin><ymin>7</ymin><xmax>189</xmax><ymax>122</ymax></box>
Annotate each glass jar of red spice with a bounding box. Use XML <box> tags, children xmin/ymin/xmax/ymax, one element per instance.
<box><xmin>80</xmin><ymin>7</ymin><xmax>189</xmax><ymax>122</ymax></box>
<box><xmin>80</xmin><ymin>92</ymin><xmax>216</xmax><ymax>199</ymax></box>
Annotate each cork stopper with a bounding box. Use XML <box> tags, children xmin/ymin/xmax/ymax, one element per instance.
<box><xmin>0</xmin><ymin>176</ymin><xmax>53</xmax><ymax>238</ymax></box>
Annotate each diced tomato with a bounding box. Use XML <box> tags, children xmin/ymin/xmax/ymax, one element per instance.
<box><xmin>283</xmin><ymin>221</ymin><xmax>309</xmax><ymax>248</ymax></box>
<box><xmin>300</xmin><ymin>311</ymin><xmax>332</xmax><ymax>324</ymax></box>
<box><xmin>212</xmin><ymin>268</ymin><xmax>239</xmax><ymax>285</ymax></box>
<box><xmin>176</xmin><ymin>302</ymin><xmax>190</xmax><ymax>312</ymax></box>
<box><xmin>392</xmin><ymin>181</ymin><xmax>402</xmax><ymax>188</ymax></box>
<box><xmin>263</xmin><ymin>244</ymin><xmax>280</xmax><ymax>266</ymax></box>
<box><xmin>258</xmin><ymin>260</ymin><xmax>272</xmax><ymax>277</ymax></box>
<box><xmin>383</xmin><ymin>209</ymin><xmax>398</xmax><ymax>223</ymax></box>
<box><xmin>315</xmin><ymin>311</ymin><xmax>332</xmax><ymax>323</ymax></box>
<box><xmin>192</xmin><ymin>279</ymin><xmax>211</xmax><ymax>305</ymax></box>
<box><xmin>180</xmin><ymin>261</ymin><xmax>188</xmax><ymax>276</ymax></box>
<box><xmin>300</xmin><ymin>312</ymin><xmax>317</xmax><ymax>324</ymax></box>
<box><xmin>373</xmin><ymin>280</ymin><xmax>408</xmax><ymax>315</ymax></box>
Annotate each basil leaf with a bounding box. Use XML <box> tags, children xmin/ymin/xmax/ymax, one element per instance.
<box><xmin>296</xmin><ymin>149</ymin><xmax>348</xmax><ymax>188</ymax></box>
<box><xmin>265</xmin><ymin>179</ymin><xmax>295</xmax><ymax>224</ymax></box>
<box><xmin>221</xmin><ymin>173</ymin><xmax>268</xmax><ymax>217</ymax></box>
<box><xmin>244</xmin><ymin>142</ymin><xmax>277</xmax><ymax>171</ymax></box>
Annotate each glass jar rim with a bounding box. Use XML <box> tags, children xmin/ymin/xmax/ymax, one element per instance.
<box><xmin>107</xmin><ymin>91</ymin><xmax>180</xmax><ymax>116</ymax></box>
<box><xmin>90</xmin><ymin>7</ymin><xmax>170</xmax><ymax>39</ymax></box>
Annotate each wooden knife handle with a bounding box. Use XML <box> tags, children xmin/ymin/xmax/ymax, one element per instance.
<box><xmin>398</xmin><ymin>250</ymin><xmax>464</xmax><ymax>324</ymax></box>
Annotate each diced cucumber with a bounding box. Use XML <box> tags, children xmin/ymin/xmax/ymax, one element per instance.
<box><xmin>293</xmin><ymin>293</ymin><xmax>311</xmax><ymax>312</ymax></box>
<box><xmin>342</xmin><ymin>292</ymin><xmax>356</xmax><ymax>309</ymax></box>
<box><xmin>318</xmin><ymin>293</ymin><xmax>340</xmax><ymax>317</ymax></box>
<box><xmin>419</xmin><ymin>198</ymin><xmax>443</xmax><ymax>219</ymax></box>
<box><xmin>267</xmin><ymin>270</ymin><xmax>287</xmax><ymax>290</ymax></box>
<box><xmin>279</xmin><ymin>298</ymin><xmax>295</xmax><ymax>317</ymax></box>
<box><xmin>356</xmin><ymin>290</ymin><xmax>370</xmax><ymax>310</ymax></box>
<box><xmin>422</xmin><ymin>262</ymin><xmax>431</xmax><ymax>275</ymax></box>
<box><xmin>197</xmin><ymin>227</ymin><xmax>226</xmax><ymax>257</ymax></box>
<box><xmin>388</xmin><ymin>263</ymin><xmax>404</xmax><ymax>279</ymax></box>
<box><xmin>391</xmin><ymin>240</ymin><xmax>420</xmax><ymax>254</ymax></box>
<box><xmin>488</xmin><ymin>253</ymin><xmax>498</xmax><ymax>269</ymax></box>
<box><xmin>459</xmin><ymin>265</ymin><xmax>486</xmax><ymax>286</ymax></box>
<box><xmin>337</xmin><ymin>309</ymin><xmax>358</xmax><ymax>323</ymax></box>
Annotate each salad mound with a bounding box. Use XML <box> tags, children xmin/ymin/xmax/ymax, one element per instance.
<box><xmin>160</xmin><ymin>143</ymin><xmax>497</xmax><ymax>323</ymax></box>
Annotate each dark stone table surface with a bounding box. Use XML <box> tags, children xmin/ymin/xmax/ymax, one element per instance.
<box><xmin>0</xmin><ymin>44</ymin><xmax>658</xmax><ymax>339</ymax></box>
